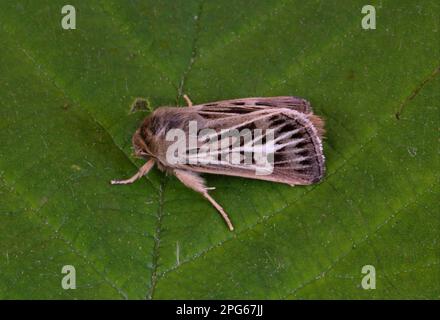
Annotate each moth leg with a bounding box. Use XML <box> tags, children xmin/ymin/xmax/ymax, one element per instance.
<box><xmin>183</xmin><ymin>94</ymin><xmax>193</xmax><ymax>107</ymax></box>
<box><xmin>174</xmin><ymin>169</ymin><xmax>234</xmax><ymax>231</ymax></box>
<box><xmin>110</xmin><ymin>159</ymin><xmax>155</xmax><ymax>185</ymax></box>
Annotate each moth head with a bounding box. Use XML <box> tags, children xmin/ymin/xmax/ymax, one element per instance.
<box><xmin>132</xmin><ymin>127</ymin><xmax>152</xmax><ymax>159</ymax></box>
<box><xmin>132</xmin><ymin>108</ymin><xmax>183</xmax><ymax>160</ymax></box>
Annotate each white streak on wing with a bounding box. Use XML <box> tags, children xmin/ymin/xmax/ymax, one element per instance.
<box><xmin>274</xmin><ymin>138</ymin><xmax>305</xmax><ymax>151</ymax></box>
<box><xmin>276</xmin><ymin>166</ymin><xmax>310</xmax><ymax>171</ymax></box>
<box><xmin>275</xmin><ymin>148</ymin><xmax>306</xmax><ymax>155</ymax></box>
<box><xmin>275</xmin><ymin>157</ymin><xmax>310</xmax><ymax>165</ymax></box>
<box><xmin>291</xmin><ymin>155</ymin><xmax>310</xmax><ymax>163</ymax></box>
<box><xmin>292</xmin><ymin>148</ymin><xmax>307</xmax><ymax>154</ymax></box>
<box><xmin>190</xmin><ymin>131</ymin><xmax>304</xmax><ymax>161</ymax></box>
<box><xmin>191</xmin><ymin>157</ymin><xmax>261</xmax><ymax>171</ymax></box>
<box><xmin>272</xmin><ymin>128</ymin><xmax>301</xmax><ymax>144</ymax></box>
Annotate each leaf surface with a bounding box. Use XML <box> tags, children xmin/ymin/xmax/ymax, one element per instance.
<box><xmin>0</xmin><ymin>0</ymin><xmax>438</xmax><ymax>298</ymax></box>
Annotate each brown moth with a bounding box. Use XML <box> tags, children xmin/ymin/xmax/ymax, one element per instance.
<box><xmin>111</xmin><ymin>95</ymin><xmax>325</xmax><ymax>231</ymax></box>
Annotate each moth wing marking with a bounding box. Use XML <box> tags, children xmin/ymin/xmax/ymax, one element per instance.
<box><xmin>178</xmin><ymin>108</ymin><xmax>325</xmax><ymax>185</ymax></box>
<box><xmin>193</xmin><ymin>96</ymin><xmax>313</xmax><ymax>120</ymax></box>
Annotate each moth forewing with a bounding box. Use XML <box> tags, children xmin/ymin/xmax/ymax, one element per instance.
<box><xmin>178</xmin><ymin>107</ymin><xmax>325</xmax><ymax>185</ymax></box>
<box><xmin>111</xmin><ymin>96</ymin><xmax>325</xmax><ymax>231</ymax></box>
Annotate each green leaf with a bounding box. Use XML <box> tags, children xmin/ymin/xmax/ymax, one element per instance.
<box><xmin>0</xmin><ymin>0</ymin><xmax>438</xmax><ymax>299</ymax></box>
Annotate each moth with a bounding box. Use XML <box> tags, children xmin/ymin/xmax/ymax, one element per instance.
<box><xmin>111</xmin><ymin>95</ymin><xmax>325</xmax><ymax>231</ymax></box>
